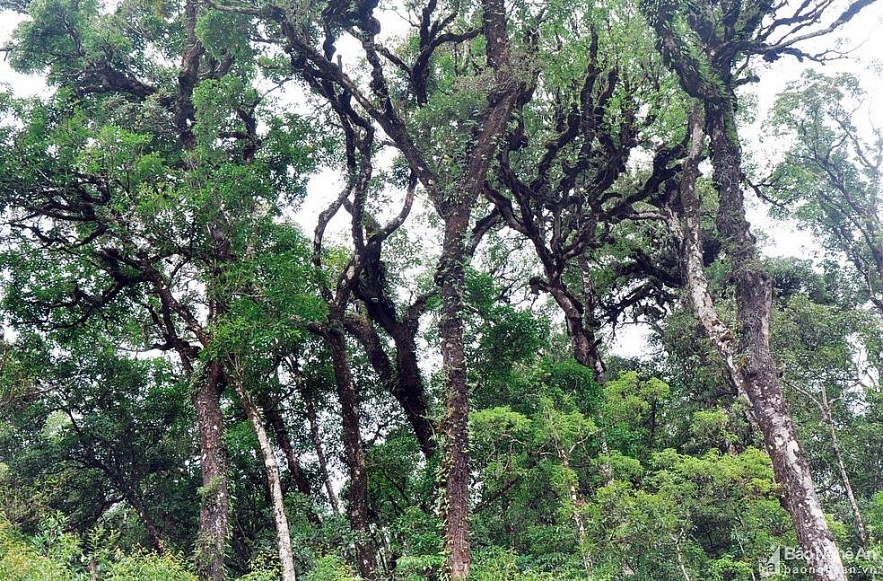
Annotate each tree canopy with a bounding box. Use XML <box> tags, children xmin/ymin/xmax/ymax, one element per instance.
<box><xmin>0</xmin><ymin>0</ymin><xmax>882</xmax><ymax>579</ymax></box>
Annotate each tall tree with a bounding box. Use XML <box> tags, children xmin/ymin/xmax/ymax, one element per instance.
<box><xmin>0</xmin><ymin>1</ymin><xmax>320</xmax><ymax>577</ymax></box>
<box><xmin>764</xmin><ymin>71</ymin><xmax>883</xmax><ymax>317</ymax></box>
<box><xmin>486</xmin><ymin>0</ymin><xmax>684</xmax><ymax>379</ymax></box>
<box><xmin>763</xmin><ymin>70</ymin><xmax>883</xmax><ymax>551</ymax></box>
<box><xmin>205</xmin><ymin>0</ymin><xmax>538</xmax><ymax>575</ymax></box>
<box><xmin>641</xmin><ymin>0</ymin><xmax>878</xmax><ymax>576</ymax></box>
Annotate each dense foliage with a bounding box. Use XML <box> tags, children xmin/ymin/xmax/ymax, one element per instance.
<box><xmin>0</xmin><ymin>0</ymin><xmax>881</xmax><ymax>579</ymax></box>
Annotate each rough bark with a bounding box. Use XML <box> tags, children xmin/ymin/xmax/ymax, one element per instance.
<box><xmin>435</xmin><ymin>204</ymin><xmax>473</xmax><ymax>581</ymax></box>
<box><xmin>231</xmin><ymin>372</ymin><xmax>298</xmax><ymax>581</ymax></box>
<box><xmin>193</xmin><ymin>361</ymin><xmax>230</xmax><ymax>581</ymax></box>
<box><xmin>177</xmin><ymin>6</ymin><xmax>234</xmax><ymax>575</ymax></box>
<box><xmin>669</xmin><ymin>105</ymin><xmax>845</xmax><ymax>581</ymax></box>
<box><xmin>144</xmin><ymin>265</ymin><xmax>231</xmax><ymax>581</ymax></box>
<box><xmin>432</xmin><ymin>2</ymin><xmax>528</xmax><ymax>574</ymax></box>
<box><xmin>262</xmin><ymin>0</ymin><xmax>527</xmax><ymax>575</ymax></box>
<box><xmin>641</xmin><ymin>0</ymin><xmax>856</xmax><ymax>570</ymax></box>
<box><xmin>383</xmin><ymin>324</ymin><xmax>435</xmax><ymax>459</ymax></box>
<box><xmin>664</xmin><ymin>110</ymin><xmax>753</xmax><ymax>402</ymax></box>
<box><xmin>325</xmin><ymin>325</ymin><xmax>378</xmax><ymax>580</ymax></box>
<box><xmin>0</xmin><ymin>1</ymin><xmax>257</xmax><ymax>577</ymax></box>
<box><xmin>708</xmin><ymin>102</ymin><xmax>845</xmax><ymax>581</ymax></box>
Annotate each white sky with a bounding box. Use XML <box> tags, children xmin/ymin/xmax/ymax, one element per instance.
<box><xmin>0</xmin><ymin>14</ymin><xmax>46</xmax><ymax>97</ymax></box>
<box><xmin>744</xmin><ymin>1</ymin><xmax>883</xmax><ymax>259</ymax></box>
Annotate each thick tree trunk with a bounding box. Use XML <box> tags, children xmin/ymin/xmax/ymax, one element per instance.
<box><xmin>352</xmin><ymin>251</ymin><xmax>436</xmax><ymax>458</ymax></box>
<box><xmin>151</xmin><ymin>274</ymin><xmax>230</xmax><ymax>581</ymax></box>
<box><xmin>193</xmin><ymin>361</ymin><xmax>230</xmax><ymax>581</ymax></box>
<box><xmin>666</xmin><ymin>110</ymin><xmax>753</xmax><ymax>401</ymax></box>
<box><xmin>435</xmin><ymin>205</ymin><xmax>472</xmax><ymax>581</ymax></box>
<box><xmin>429</xmin><ymin>5</ymin><xmax>525</xmax><ymax>570</ymax></box>
<box><xmin>708</xmin><ymin>102</ymin><xmax>845</xmax><ymax>581</ymax></box>
<box><xmin>549</xmin><ymin>284</ymin><xmax>596</xmax><ymax>371</ymax></box>
<box><xmin>576</xmin><ymin>256</ymin><xmax>607</xmax><ymax>382</ymax></box>
<box><xmin>326</xmin><ymin>326</ymin><xmax>378</xmax><ymax>580</ymax></box>
<box><xmin>231</xmin><ymin>373</ymin><xmax>298</xmax><ymax>581</ymax></box>
<box><xmin>672</xmin><ymin>105</ymin><xmax>846</xmax><ymax>581</ymax></box>
<box><xmin>747</xmin><ymin>371</ymin><xmax>844</xmax><ymax>580</ymax></box>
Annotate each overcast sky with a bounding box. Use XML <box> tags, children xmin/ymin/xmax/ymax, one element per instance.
<box><xmin>746</xmin><ymin>4</ymin><xmax>883</xmax><ymax>259</ymax></box>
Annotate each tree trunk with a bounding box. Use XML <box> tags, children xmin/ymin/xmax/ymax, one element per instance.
<box><xmin>670</xmin><ymin>530</ymin><xmax>692</xmax><ymax>581</ymax></box>
<box><xmin>541</xmin><ymin>275</ymin><xmax>614</xmax><ymax>486</ymax></box>
<box><xmin>151</xmin><ymin>274</ymin><xmax>230</xmax><ymax>581</ymax></box>
<box><xmin>547</xmin><ymin>413</ymin><xmax>592</xmax><ymax>578</ymax></box>
<box><xmin>122</xmin><ymin>487</ymin><xmax>167</xmax><ymax>555</ymax></box>
<box><xmin>352</xmin><ymin>250</ymin><xmax>436</xmax><ymax>458</ymax></box>
<box><xmin>389</xmin><ymin>324</ymin><xmax>436</xmax><ymax>456</ymax></box>
<box><xmin>672</xmin><ymin>105</ymin><xmax>846</xmax><ymax>581</ymax></box>
<box><xmin>436</xmin><ymin>204</ymin><xmax>472</xmax><ymax>581</ymax></box>
<box><xmin>345</xmin><ymin>311</ymin><xmax>436</xmax><ymax>458</ymax></box>
<box><xmin>803</xmin><ymin>385</ymin><xmax>869</xmax><ymax>550</ymax></box>
<box><xmin>301</xmin><ymin>384</ymin><xmax>341</xmax><ymax>516</ymax></box>
<box><xmin>231</xmin><ymin>372</ymin><xmax>298</xmax><ymax>581</ymax></box>
<box><xmin>326</xmin><ymin>326</ymin><xmax>378</xmax><ymax>580</ymax></box>
<box><xmin>665</xmin><ymin>109</ymin><xmax>753</xmax><ymax>403</ymax></box>
<box><xmin>428</xmin><ymin>3</ymin><xmax>525</xmax><ymax>568</ymax></box>
<box><xmin>193</xmin><ymin>361</ymin><xmax>230</xmax><ymax>581</ymax></box>
<box><xmin>825</xmin><ymin>408</ymin><xmax>868</xmax><ymax>549</ymax></box>
<box><xmin>260</xmin><ymin>394</ymin><xmax>315</xmax><ymax>499</ymax></box>
<box><xmin>708</xmin><ymin>101</ymin><xmax>845</xmax><ymax>581</ymax></box>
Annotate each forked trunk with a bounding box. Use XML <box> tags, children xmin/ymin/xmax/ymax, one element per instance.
<box><xmin>345</xmin><ymin>311</ymin><xmax>436</xmax><ymax>459</ymax></box>
<box><xmin>708</xmin><ymin>102</ymin><xmax>845</xmax><ymax>581</ymax></box>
